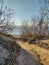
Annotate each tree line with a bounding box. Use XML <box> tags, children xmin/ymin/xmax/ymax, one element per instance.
<box><xmin>21</xmin><ymin>0</ymin><xmax>49</xmax><ymax>39</ymax></box>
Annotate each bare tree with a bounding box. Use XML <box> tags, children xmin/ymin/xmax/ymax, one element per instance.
<box><xmin>39</xmin><ymin>0</ymin><xmax>49</xmax><ymax>35</ymax></box>
<box><xmin>0</xmin><ymin>0</ymin><xmax>15</xmax><ymax>33</ymax></box>
<box><xmin>43</xmin><ymin>22</ymin><xmax>49</xmax><ymax>35</ymax></box>
<box><xmin>21</xmin><ymin>19</ymin><xmax>33</xmax><ymax>40</ymax></box>
<box><xmin>31</xmin><ymin>16</ymin><xmax>39</xmax><ymax>35</ymax></box>
<box><xmin>37</xmin><ymin>18</ymin><xmax>44</xmax><ymax>35</ymax></box>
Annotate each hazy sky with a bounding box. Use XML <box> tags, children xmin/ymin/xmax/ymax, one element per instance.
<box><xmin>4</xmin><ymin>0</ymin><xmax>43</xmax><ymax>25</ymax></box>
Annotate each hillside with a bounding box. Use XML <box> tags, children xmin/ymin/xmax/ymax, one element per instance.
<box><xmin>0</xmin><ymin>32</ymin><xmax>21</xmax><ymax>65</ymax></box>
<box><xmin>0</xmin><ymin>32</ymin><xmax>42</xmax><ymax>65</ymax></box>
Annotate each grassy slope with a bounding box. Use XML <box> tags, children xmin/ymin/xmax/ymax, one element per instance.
<box><xmin>17</xmin><ymin>41</ymin><xmax>49</xmax><ymax>65</ymax></box>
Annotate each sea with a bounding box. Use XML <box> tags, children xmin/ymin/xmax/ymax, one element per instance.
<box><xmin>11</xmin><ymin>26</ymin><xmax>22</xmax><ymax>35</ymax></box>
<box><xmin>11</xmin><ymin>26</ymin><xmax>49</xmax><ymax>35</ymax></box>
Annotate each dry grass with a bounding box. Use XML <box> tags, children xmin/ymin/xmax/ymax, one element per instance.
<box><xmin>42</xmin><ymin>39</ymin><xmax>49</xmax><ymax>44</ymax></box>
<box><xmin>17</xmin><ymin>40</ymin><xmax>49</xmax><ymax>65</ymax></box>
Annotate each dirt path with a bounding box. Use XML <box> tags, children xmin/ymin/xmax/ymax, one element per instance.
<box><xmin>16</xmin><ymin>41</ymin><xmax>41</xmax><ymax>65</ymax></box>
<box><xmin>17</xmin><ymin>49</ymin><xmax>41</xmax><ymax>65</ymax></box>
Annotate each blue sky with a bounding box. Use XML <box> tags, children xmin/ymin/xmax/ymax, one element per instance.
<box><xmin>3</xmin><ymin>0</ymin><xmax>43</xmax><ymax>25</ymax></box>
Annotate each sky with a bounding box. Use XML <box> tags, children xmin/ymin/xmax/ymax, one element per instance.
<box><xmin>3</xmin><ymin>0</ymin><xmax>44</xmax><ymax>25</ymax></box>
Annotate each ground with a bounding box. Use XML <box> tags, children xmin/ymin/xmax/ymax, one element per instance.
<box><xmin>17</xmin><ymin>40</ymin><xmax>49</xmax><ymax>65</ymax></box>
<box><xmin>17</xmin><ymin>49</ymin><xmax>41</xmax><ymax>65</ymax></box>
<box><xmin>0</xmin><ymin>32</ymin><xmax>41</xmax><ymax>65</ymax></box>
<box><xmin>0</xmin><ymin>32</ymin><xmax>21</xmax><ymax>65</ymax></box>
<box><xmin>0</xmin><ymin>32</ymin><xmax>49</xmax><ymax>65</ymax></box>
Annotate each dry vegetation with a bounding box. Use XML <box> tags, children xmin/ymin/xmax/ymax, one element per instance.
<box><xmin>17</xmin><ymin>39</ymin><xmax>49</xmax><ymax>65</ymax></box>
<box><xmin>0</xmin><ymin>0</ymin><xmax>49</xmax><ymax>65</ymax></box>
